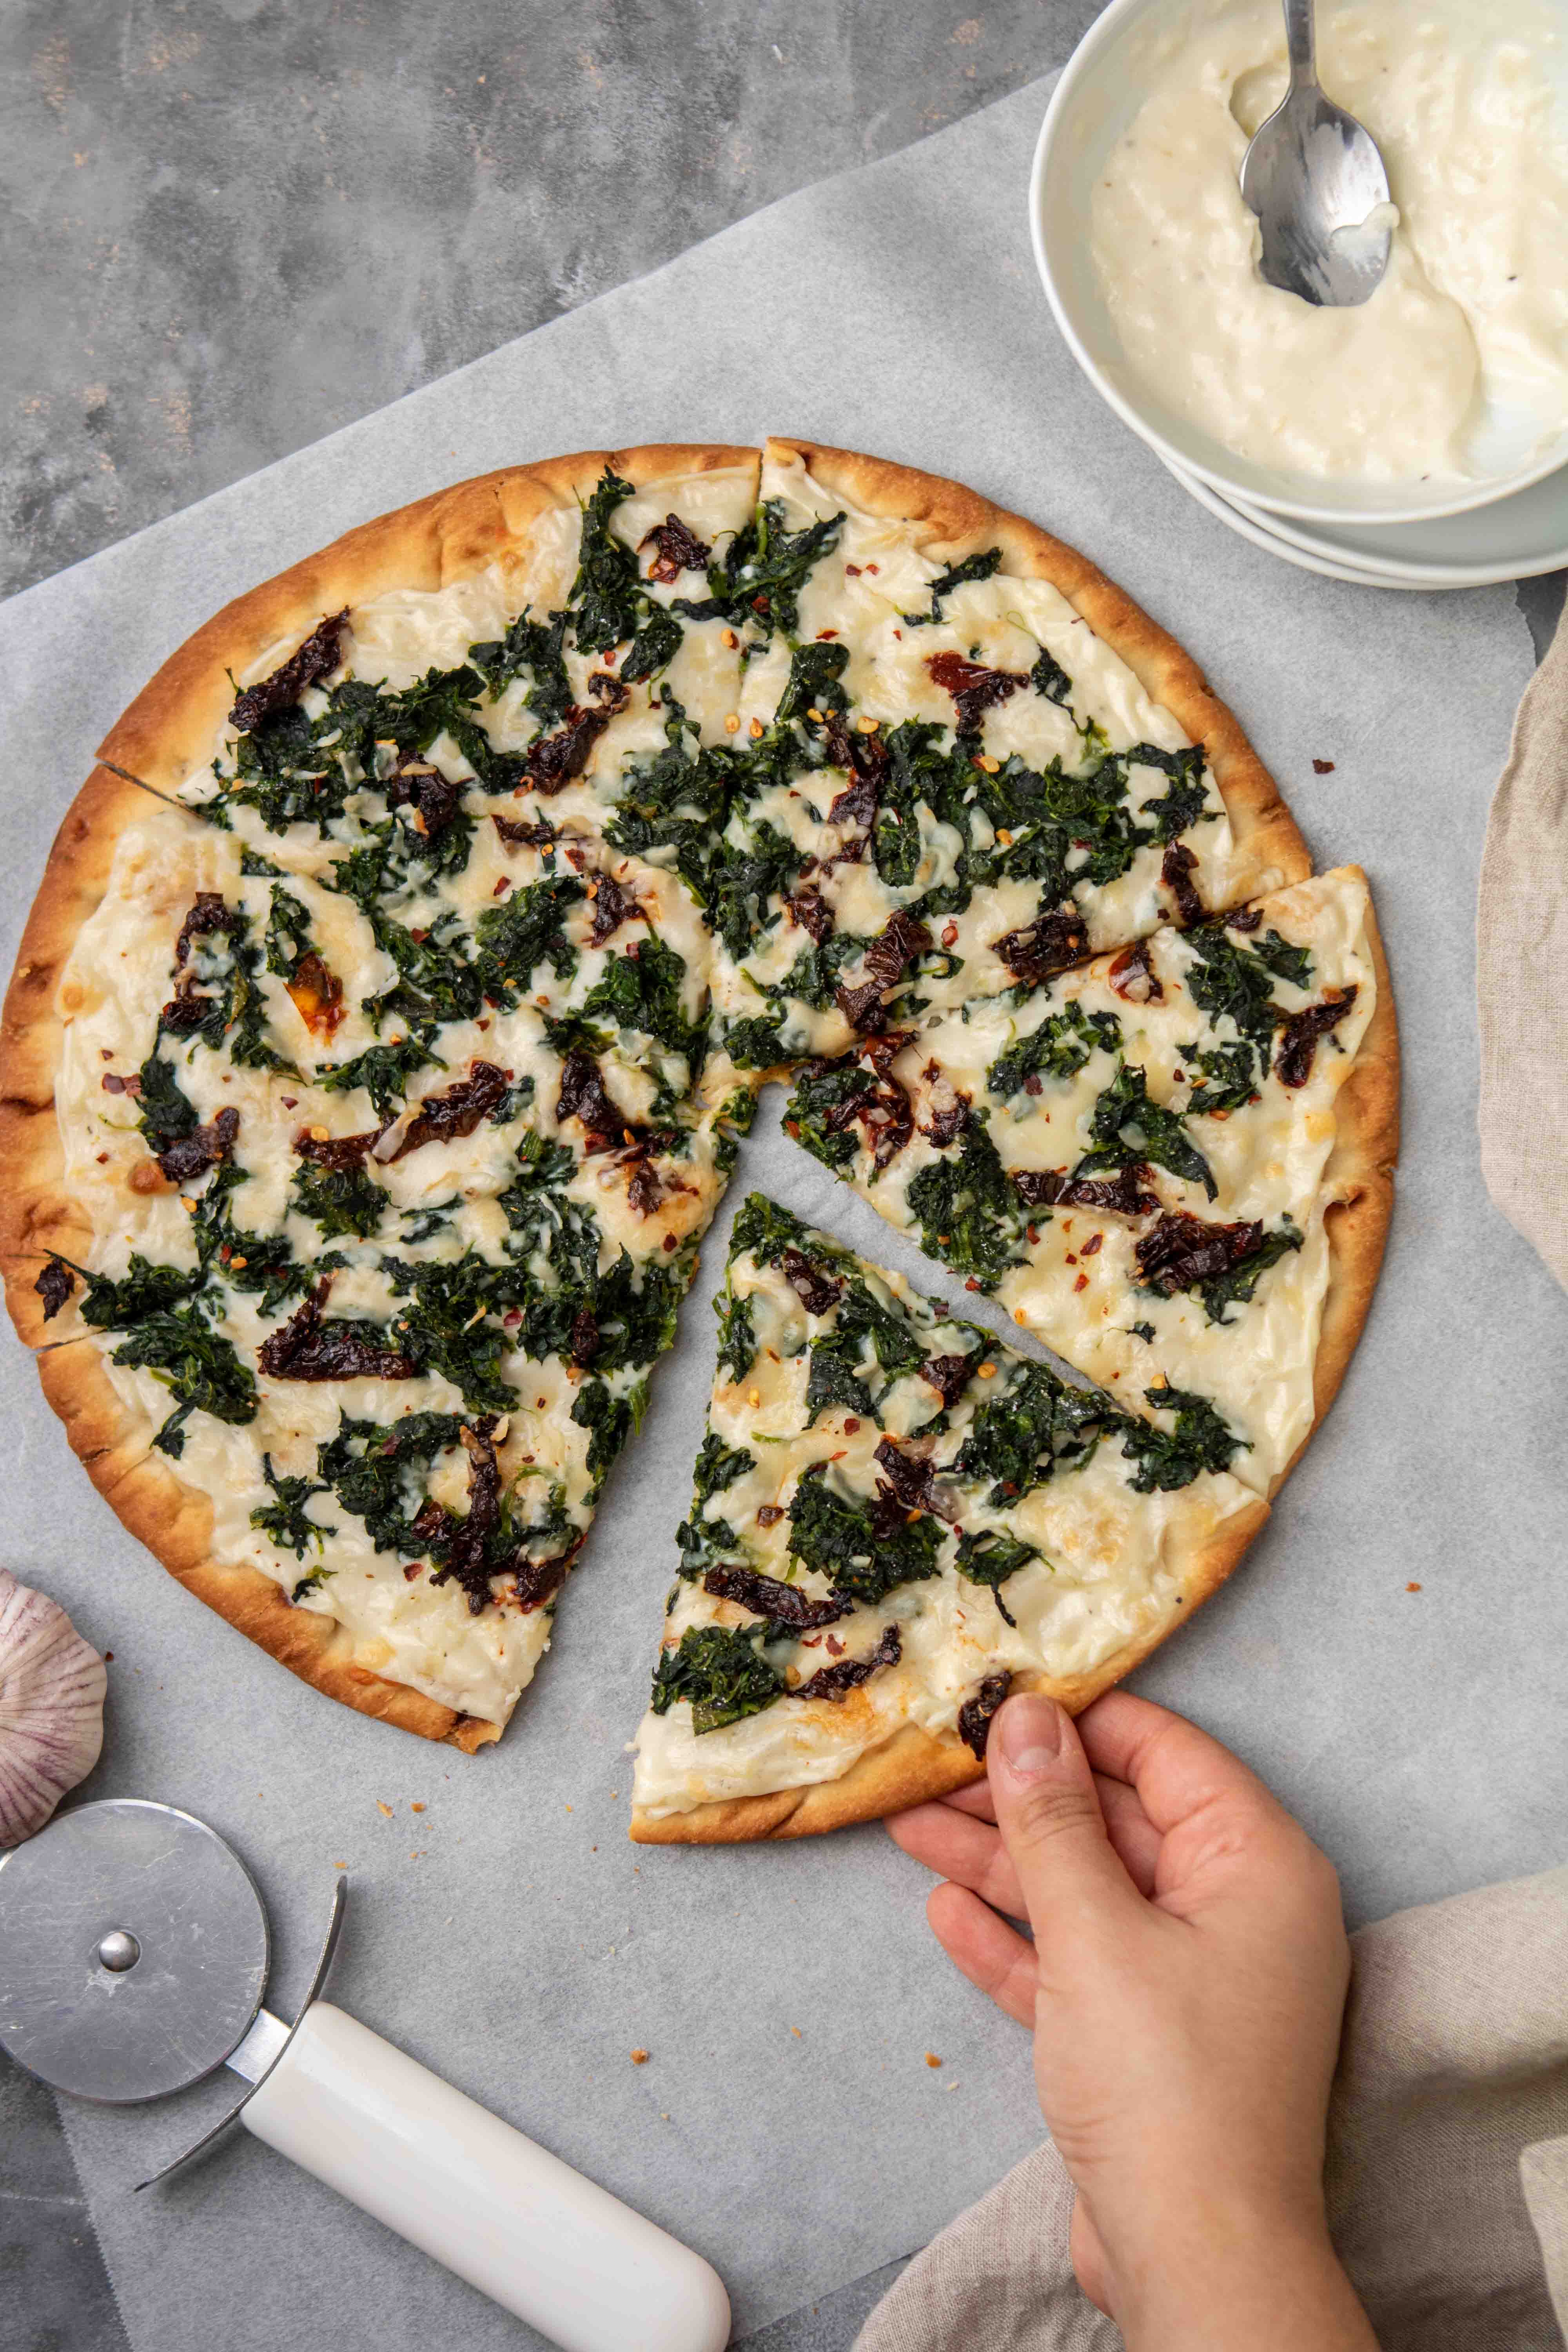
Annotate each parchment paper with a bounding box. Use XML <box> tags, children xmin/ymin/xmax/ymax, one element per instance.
<box><xmin>2</xmin><ymin>67</ymin><xmax>1564</xmax><ymax>2352</ymax></box>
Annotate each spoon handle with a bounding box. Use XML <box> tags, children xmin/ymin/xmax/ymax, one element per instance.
<box><xmin>1282</xmin><ymin>0</ymin><xmax>1318</xmax><ymax>91</ymax></box>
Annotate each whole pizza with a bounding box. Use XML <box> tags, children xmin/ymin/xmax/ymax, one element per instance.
<box><xmin>0</xmin><ymin>437</ymin><xmax>1398</xmax><ymax>1841</ymax></box>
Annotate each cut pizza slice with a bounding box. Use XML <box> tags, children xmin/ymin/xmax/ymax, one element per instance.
<box><xmin>702</xmin><ymin>436</ymin><xmax>1309</xmax><ymax>1076</ymax></box>
<box><xmin>780</xmin><ymin>866</ymin><xmax>1397</xmax><ymax>1498</ymax></box>
<box><xmin>629</xmin><ymin>1193</ymin><xmax>1267</xmax><ymax>1842</ymax></box>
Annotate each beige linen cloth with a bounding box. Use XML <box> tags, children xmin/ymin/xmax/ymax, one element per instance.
<box><xmin>1478</xmin><ymin>605</ymin><xmax>1568</xmax><ymax>1291</ymax></box>
<box><xmin>855</xmin><ymin>1867</ymin><xmax>1568</xmax><ymax>2352</ymax></box>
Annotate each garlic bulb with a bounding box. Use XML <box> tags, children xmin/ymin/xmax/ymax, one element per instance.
<box><xmin>0</xmin><ymin>1569</ymin><xmax>107</xmax><ymax>1847</ymax></box>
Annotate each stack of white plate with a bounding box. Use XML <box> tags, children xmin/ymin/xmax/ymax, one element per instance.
<box><xmin>1028</xmin><ymin>0</ymin><xmax>1568</xmax><ymax>594</ymax></box>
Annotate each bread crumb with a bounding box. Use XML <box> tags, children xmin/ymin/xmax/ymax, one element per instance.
<box><xmin>924</xmin><ymin>2052</ymin><xmax>942</xmax><ymax>2069</ymax></box>
<box><xmin>375</xmin><ymin>1800</ymin><xmax>393</xmax><ymax>1818</ymax></box>
<box><xmin>411</xmin><ymin>1800</ymin><xmax>426</xmax><ymax>1813</ymax></box>
<box><xmin>791</xmin><ymin>2026</ymin><xmax>801</xmax><ymax>2038</ymax></box>
<box><xmin>631</xmin><ymin>2048</ymin><xmax>650</xmax><ymax>2065</ymax></box>
<box><xmin>1406</xmin><ymin>1580</ymin><xmax>1423</xmax><ymax>1593</ymax></box>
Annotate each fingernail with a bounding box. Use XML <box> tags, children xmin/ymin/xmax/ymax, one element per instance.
<box><xmin>993</xmin><ymin>1694</ymin><xmax>1063</xmax><ymax>1783</ymax></box>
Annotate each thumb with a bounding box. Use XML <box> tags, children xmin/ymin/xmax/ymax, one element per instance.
<box><xmin>987</xmin><ymin>1693</ymin><xmax>1140</xmax><ymax>1944</ymax></box>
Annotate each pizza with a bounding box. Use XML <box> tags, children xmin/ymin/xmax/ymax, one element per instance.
<box><xmin>0</xmin><ymin>436</ymin><xmax>1397</xmax><ymax>1830</ymax></box>
<box><xmin>629</xmin><ymin>1195</ymin><xmax>1267</xmax><ymax>1842</ymax></box>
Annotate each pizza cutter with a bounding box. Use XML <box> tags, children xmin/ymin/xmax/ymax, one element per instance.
<box><xmin>0</xmin><ymin>1799</ymin><xmax>730</xmax><ymax>2352</ymax></box>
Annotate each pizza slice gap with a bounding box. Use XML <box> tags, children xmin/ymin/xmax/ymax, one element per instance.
<box><xmin>779</xmin><ymin>865</ymin><xmax>1398</xmax><ymax>1501</ymax></box>
<box><xmin>628</xmin><ymin>1192</ymin><xmax>1267</xmax><ymax>1843</ymax></box>
<box><xmin>702</xmin><ymin>435</ymin><xmax>1310</xmax><ymax>1082</ymax></box>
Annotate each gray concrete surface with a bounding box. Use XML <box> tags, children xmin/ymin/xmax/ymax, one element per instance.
<box><xmin>2</xmin><ymin>0</ymin><xmax>1103</xmax><ymax>598</ymax></box>
<box><xmin>2</xmin><ymin>6</ymin><xmax>1562</xmax><ymax>2349</ymax></box>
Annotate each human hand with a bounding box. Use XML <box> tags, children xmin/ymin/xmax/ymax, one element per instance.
<box><xmin>889</xmin><ymin>1691</ymin><xmax>1377</xmax><ymax>2352</ymax></box>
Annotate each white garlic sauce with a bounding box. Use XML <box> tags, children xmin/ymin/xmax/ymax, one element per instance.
<box><xmin>1089</xmin><ymin>0</ymin><xmax>1568</xmax><ymax>483</ymax></box>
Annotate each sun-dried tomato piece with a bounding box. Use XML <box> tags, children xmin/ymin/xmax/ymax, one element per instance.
<box><xmin>702</xmin><ymin>1564</ymin><xmax>848</xmax><ymax>1630</ymax></box>
<box><xmin>257</xmin><ymin>1277</ymin><xmax>417</xmax><ymax>1383</ymax></box>
<box><xmin>295</xmin><ymin>1125</ymin><xmax>381</xmax><ymax>1171</ymax></box>
<box><xmin>229</xmin><ymin>612</ymin><xmax>348</xmax><ymax>732</ymax></box>
<box><xmin>492</xmin><ymin>811</ymin><xmax>557</xmax><ymax>849</ymax></box>
<box><xmin>920</xmin><ymin>1353</ymin><xmax>974</xmax><ymax>1407</ymax></box>
<box><xmin>872</xmin><ymin>1437</ymin><xmax>941</xmax><ymax>1518</ymax></box>
<box><xmin>1161</xmin><ymin>841</ymin><xmax>1204</xmax><ymax>929</ymax></box>
<box><xmin>1134</xmin><ymin>1210</ymin><xmax>1265</xmax><ymax>1295</ymax></box>
<box><xmin>780</xmin><ymin>1247</ymin><xmax>843</xmax><ymax>1317</ymax></box>
<box><xmin>174</xmin><ymin>893</ymin><xmax>233</xmax><ymax>970</ymax></box>
<box><xmin>285</xmin><ymin>950</ymin><xmax>344</xmax><ymax>1040</ymax></box>
<box><xmin>160</xmin><ymin>984</ymin><xmax>219</xmax><ymax>1036</ymax></box>
<box><xmin>1010</xmin><ymin>1163</ymin><xmax>1158</xmax><ymax>1216</ymax></box>
<box><xmin>34</xmin><ymin>1257</ymin><xmax>74</xmax><ymax>1320</ymax></box>
<box><xmin>394</xmin><ymin>1062</ymin><xmax>510</xmax><ymax>1158</ymax></box>
<box><xmin>588</xmin><ymin>873</ymin><xmax>645</xmax><ymax>947</ymax></box>
<box><xmin>525</xmin><ymin>684</ymin><xmax>626</xmax><ymax>793</ymax></box>
<box><xmin>926</xmin><ymin>650</ymin><xmax>1028</xmax><ymax>735</ymax></box>
<box><xmin>824</xmin><ymin>769</ymin><xmax>879</xmax><ymax>849</ymax></box>
<box><xmin>514</xmin><ymin>1544</ymin><xmax>580</xmax><ymax>1612</ymax></box>
<box><xmin>570</xmin><ymin>1307</ymin><xmax>600</xmax><ymax>1367</ymax></box>
<box><xmin>556</xmin><ymin>1047</ymin><xmax>643</xmax><ymax>1153</ymax></box>
<box><xmin>835</xmin><ymin>910</ymin><xmax>931</xmax><ymax>1034</ymax></box>
<box><xmin>1276</xmin><ymin>986</ymin><xmax>1357</xmax><ymax>1087</ymax></box>
<box><xmin>1226</xmin><ymin>905</ymin><xmax>1262</xmax><ymax>934</ymax></box>
<box><xmin>993</xmin><ymin>907</ymin><xmax>1089</xmax><ymax>985</ymax></box>
<box><xmin>957</xmin><ymin>1672</ymin><xmax>1011</xmax><ymax>1759</ymax></box>
<box><xmin>920</xmin><ymin>1091</ymin><xmax>971</xmax><ymax>1149</ymax></box>
<box><xmin>156</xmin><ymin>1105</ymin><xmax>240</xmax><ymax>1185</ymax></box>
<box><xmin>790</xmin><ymin>1622</ymin><xmax>901</xmax><ymax>1704</ymax></box>
<box><xmin>785</xmin><ymin>884</ymin><xmax>834</xmax><ymax>944</ymax></box>
<box><xmin>1108</xmin><ymin>936</ymin><xmax>1164</xmax><ymax>1005</ymax></box>
<box><xmin>427</xmin><ymin>1418</ymin><xmax>504</xmax><ymax>1613</ymax></box>
<box><xmin>386</xmin><ymin>757</ymin><xmax>465</xmax><ymax>842</ymax></box>
<box><xmin>639</xmin><ymin>514</ymin><xmax>711</xmax><ymax>583</ymax></box>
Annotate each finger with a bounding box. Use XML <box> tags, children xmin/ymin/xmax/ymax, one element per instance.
<box><xmin>889</xmin><ymin>1800</ymin><xmax>1026</xmax><ymax>1919</ymax></box>
<box><xmin>1074</xmin><ymin>1690</ymin><xmax>1289</xmax><ymax>1838</ymax></box>
<box><xmin>986</xmin><ymin>1694</ymin><xmax>1142</xmax><ymax>1953</ymax></box>
<box><xmin>1096</xmin><ymin>1773</ymin><xmax>1161</xmax><ymax>1898</ymax></box>
<box><xmin>926</xmin><ymin>1881</ymin><xmax>1037</xmax><ymax>2028</ymax></box>
<box><xmin>935</xmin><ymin>1781</ymin><xmax>998</xmax><ymax>1822</ymax></box>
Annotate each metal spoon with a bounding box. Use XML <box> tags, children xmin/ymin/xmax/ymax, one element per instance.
<box><xmin>1239</xmin><ymin>0</ymin><xmax>1392</xmax><ymax>307</ymax></box>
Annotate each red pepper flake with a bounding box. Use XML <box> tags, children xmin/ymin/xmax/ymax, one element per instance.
<box><xmin>941</xmin><ymin>921</ymin><xmax>959</xmax><ymax>947</ymax></box>
<box><xmin>410</xmin><ymin>928</ymin><xmax>430</xmax><ymax>944</ymax></box>
<box><xmin>493</xmin><ymin>876</ymin><xmax>511</xmax><ymax>896</ymax></box>
<box><xmin>101</xmin><ymin>1073</ymin><xmax>125</xmax><ymax>1094</ymax></box>
<box><xmin>281</xmin><ymin>1095</ymin><xmax>298</xmax><ymax>1108</ymax></box>
<box><xmin>965</xmin><ymin>1278</ymin><xmax>981</xmax><ymax>1292</ymax></box>
<box><xmin>1064</xmin><ymin>1252</ymin><xmax>1077</xmax><ymax>1265</ymax></box>
<box><xmin>1312</xmin><ymin>757</ymin><xmax>1336</xmax><ymax>774</ymax></box>
<box><xmin>502</xmin><ymin>1310</ymin><xmax>522</xmax><ymax>1329</ymax></box>
<box><xmin>95</xmin><ymin>1151</ymin><xmax>109</xmax><ymax>1163</ymax></box>
<box><xmin>1081</xmin><ymin>1233</ymin><xmax>1102</xmax><ymax>1257</ymax></box>
<box><xmin>817</xmin><ymin>628</ymin><xmax>838</xmax><ymax>640</ymax></box>
<box><xmin>1406</xmin><ymin>1580</ymin><xmax>1423</xmax><ymax>1593</ymax></box>
<box><xmin>844</xmin><ymin>1417</ymin><xmax>860</xmax><ymax>1434</ymax></box>
<box><xmin>865</xmin><ymin>564</ymin><xmax>880</xmax><ymax>574</ymax></box>
<box><xmin>1073</xmin><ymin>1272</ymin><xmax>1089</xmax><ymax>1292</ymax></box>
<box><xmin>1026</xmin><ymin>1223</ymin><xmax>1039</xmax><ymax>1245</ymax></box>
<box><xmin>662</xmin><ymin>1233</ymin><xmax>678</xmax><ymax>1252</ymax></box>
<box><xmin>844</xmin><ymin>564</ymin><xmax>862</xmax><ymax>577</ymax></box>
<box><xmin>100</xmin><ymin>1048</ymin><xmax>114</xmax><ymax>1062</ymax></box>
<box><xmin>103</xmin><ymin>1651</ymin><xmax>113</xmax><ymax>1662</ymax></box>
<box><xmin>825</xmin><ymin>1635</ymin><xmax>845</xmax><ymax>1656</ymax></box>
<box><xmin>785</xmin><ymin>1119</ymin><xmax>801</xmax><ymax>1139</ymax></box>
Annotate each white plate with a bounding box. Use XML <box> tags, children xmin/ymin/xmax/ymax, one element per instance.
<box><xmin>1158</xmin><ymin>447</ymin><xmax>1568</xmax><ymax>590</ymax></box>
<box><xmin>1153</xmin><ymin>450</ymin><xmax>1459</xmax><ymax>590</ymax></box>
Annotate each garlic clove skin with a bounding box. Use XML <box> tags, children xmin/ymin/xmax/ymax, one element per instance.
<box><xmin>0</xmin><ymin>1568</ymin><xmax>107</xmax><ymax>1848</ymax></box>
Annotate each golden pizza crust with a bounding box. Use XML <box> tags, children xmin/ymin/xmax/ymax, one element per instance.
<box><xmin>629</xmin><ymin>1486</ymin><xmax>1271</xmax><ymax>1842</ymax></box>
<box><xmin>1</xmin><ymin>438</ymin><xmax>1390</xmax><ymax>1786</ymax></box>
<box><xmin>766</xmin><ymin>436</ymin><xmax>1312</xmax><ymax>914</ymax></box>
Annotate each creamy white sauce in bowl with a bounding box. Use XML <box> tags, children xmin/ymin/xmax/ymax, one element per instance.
<box><xmin>1033</xmin><ymin>0</ymin><xmax>1568</xmax><ymax>522</ymax></box>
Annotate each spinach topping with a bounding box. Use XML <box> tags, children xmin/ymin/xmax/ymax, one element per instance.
<box><xmin>649</xmin><ymin>1624</ymin><xmax>785</xmax><ymax>1735</ymax></box>
<box><xmin>900</xmin><ymin>548</ymin><xmax>1003</xmax><ymax>627</ymax></box>
<box><xmin>671</xmin><ymin>499</ymin><xmax>845</xmax><ymax>640</ymax></box>
<box><xmin>193</xmin><ymin>1163</ymin><xmax>318</xmax><ymax>1314</ymax></box>
<box><xmin>676</xmin><ymin>1430</ymin><xmax>757</xmax><ymax>1575</ymax></box>
<box><xmin>290</xmin><ymin>1155</ymin><xmax>387</xmax><ymax>1241</ymax></box>
<box><xmin>581</xmin><ymin>934</ymin><xmax>706</xmax><ymax>1069</ymax></box>
<box><xmin>316</xmin><ymin>1037</ymin><xmax>443</xmax><ymax>1121</ymax></box>
<box><xmin>713</xmin><ymin>1287</ymin><xmax>757</xmax><ymax>1383</ymax></box>
<box><xmin>786</xmin><ymin>1464</ymin><xmax>944</xmax><ymax>1605</ymax></box>
<box><xmin>953</xmin><ymin>1528</ymin><xmax>1041</xmax><ymax>1626</ymax></box>
<box><xmin>904</xmin><ymin>1121</ymin><xmax>1025</xmax><ymax>1289</ymax></box>
<box><xmin>987</xmin><ymin>1003</ymin><xmax>1121</xmax><ymax>1102</ymax></box>
<box><xmin>1134</xmin><ymin>1210</ymin><xmax>1304</xmax><ymax>1324</ymax></box>
<box><xmin>1182</xmin><ymin>924</ymin><xmax>1315</xmax><ymax>1103</ymax></box>
<box><xmin>1073</xmin><ymin>1064</ymin><xmax>1217</xmax><ymax>1201</ymax></box>
<box><xmin>954</xmin><ymin>1361</ymin><xmax>1119</xmax><ymax>1503</ymax></box>
<box><xmin>317</xmin><ymin>1411</ymin><xmax>467</xmax><ymax>1555</ymax></box>
<box><xmin>1118</xmin><ymin>1385</ymin><xmax>1247</xmax><ymax>1492</ymax></box>
<box><xmin>467</xmin><ymin>607</ymin><xmax>572</xmax><ymax>728</ymax></box>
<box><xmin>110</xmin><ymin>1301</ymin><xmax>259</xmax><ymax>1457</ymax></box>
<box><xmin>728</xmin><ymin>1192</ymin><xmax>814</xmax><ymax>1269</ymax></box>
<box><xmin>251</xmin><ymin>1454</ymin><xmax>330</xmax><ymax>1558</ymax></box>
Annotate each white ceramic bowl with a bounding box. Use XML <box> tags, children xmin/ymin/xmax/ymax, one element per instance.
<box><xmin>1029</xmin><ymin>0</ymin><xmax>1568</xmax><ymax>529</ymax></box>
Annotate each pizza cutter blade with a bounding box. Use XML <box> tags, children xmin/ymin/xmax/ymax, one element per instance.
<box><xmin>0</xmin><ymin>1799</ymin><xmax>730</xmax><ymax>2352</ymax></box>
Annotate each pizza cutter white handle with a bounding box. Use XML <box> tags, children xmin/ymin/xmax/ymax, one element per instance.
<box><xmin>239</xmin><ymin>2001</ymin><xmax>730</xmax><ymax>2352</ymax></box>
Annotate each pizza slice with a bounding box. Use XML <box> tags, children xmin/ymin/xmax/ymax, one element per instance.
<box><xmin>780</xmin><ymin>866</ymin><xmax>1397</xmax><ymax>1497</ymax></box>
<box><xmin>629</xmin><ymin>1193</ymin><xmax>1267</xmax><ymax>1841</ymax></box>
<box><xmin>702</xmin><ymin>437</ymin><xmax>1309</xmax><ymax>1078</ymax></box>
